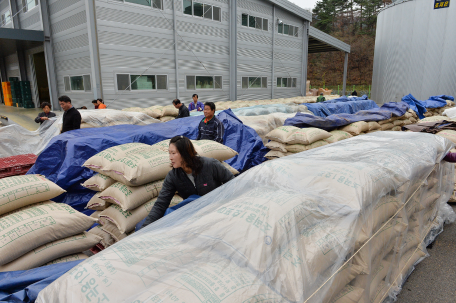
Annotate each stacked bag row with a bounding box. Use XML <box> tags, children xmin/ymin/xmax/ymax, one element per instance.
<box><xmin>372</xmin><ymin>108</ymin><xmax>417</xmax><ymax>132</ymax></box>
<box><xmin>36</xmin><ymin>132</ymin><xmax>455</xmax><ymax>303</ymax></box>
<box><xmin>264</xmin><ymin>109</ymin><xmax>419</xmax><ymax>159</ymax></box>
<box><xmin>345</xmin><ymin>164</ymin><xmax>450</xmax><ymax>303</ymax></box>
<box><xmin>0</xmin><ymin>175</ymin><xmax>100</xmax><ymax>272</ymax></box>
<box><xmin>122</xmin><ymin>95</ymin><xmax>340</xmax><ymax>121</ymax></box>
<box><xmin>122</xmin><ymin>105</ymin><xmax>179</xmax><ymax>122</ymax></box>
<box><xmin>82</xmin><ymin>139</ymin><xmax>240</xmax><ymax>249</ymax></box>
<box><xmin>264</xmin><ymin>126</ymin><xmax>353</xmax><ymax>159</ymax></box>
<box><xmin>423</xmin><ymin>100</ymin><xmax>455</xmax><ymax>117</ymax></box>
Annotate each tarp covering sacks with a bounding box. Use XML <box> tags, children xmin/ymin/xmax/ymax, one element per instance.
<box><xmin>320</xmin><ymin>94</ymin><xmax>369</xmax><ymax>103</ymax></box>
<box><xmin>303</xmin><ymin>99</ymin><xmax>379</xmax><ymax>117</ymax></box>
<box><xmin>0</xmin><ymin>260</ymin><xmax>83</xmax><ymax>303</ymax></box>
<box><xmin>0</xmin><ymin>110</ymin><xmax>161</xmax><ymax>158</ymax></box>
<box><xmin>190</xmin><ymin>103</ymin><xmax>312</xmax><ymax>117</ymax></box>
<box><xmin>27</xmin><ymin>110</ymin><xmax>267</xmax><ymax>213</ymax></box>
<box><xmin>402</xmin><ymin>94</ymin><xmax>428</xmax><ymax>119</ymax></box>
<box><xmin>284</xmin><ymin>101</ymin><xmax>409</xmax><ymax>131</ymax></box>
<box><xmin>37</xmin><ymin>132</ymin><xmax>455</xmax><ymax>303</ymax></box>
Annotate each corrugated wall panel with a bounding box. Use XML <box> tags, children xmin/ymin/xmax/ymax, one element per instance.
<box><xmin>0</xmin><ymin>0</ymin><xmax>9</xmax><ymax>12</ymax></box>
<box><xmin>96</xmin><ymin>0</ymin><xmax>231</xmax><ymax>106</ymax></box>
<box><xmin>19</xmin><ymin>10</ymin><xmax>42</xmax><ymax>30</ymax></box>
<box><xmin>49</xmin><ymin>0</ymin><xmax>91</xmax><ymax>103</ymax></box>
<box><xmin>372</xmin><ymin>0</ymin><xmax>456</xmax><ymax>103</ymax></box>
<box><xmin>25</xmin><ymin>45</ymin><xmax>45</xmax><ymax>106</ymax></box>
<box><xmin>4</xmin><ymin>54</ymin><xmax>19</xmax><ymax>79</ymax></box>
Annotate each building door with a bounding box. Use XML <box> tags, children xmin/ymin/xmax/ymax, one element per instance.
<box><xmin>32</xmin><ymin>52</ymin><xmax>50</xmax><ymax>106</ymax></box>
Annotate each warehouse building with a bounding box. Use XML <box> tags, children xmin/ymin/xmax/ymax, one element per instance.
<box><xmin>0</xmin><ymin>0</ymin><xmax>350</xmax><ymax>110</ymax></box>
<box><xmin>371</xmin><ymin>0</ymin><xmax>456</xmax><ymax>104</ymax></box>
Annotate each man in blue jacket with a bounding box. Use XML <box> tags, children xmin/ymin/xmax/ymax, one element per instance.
<box><xmin>188</xmin><ymin>94</ymin><xmax>204</xmax><ymax>111</ymax></box>
<box><xmin>197</xmin><ymin>102</ymin><xmax>224</xmax><ymax>143</ymax></box>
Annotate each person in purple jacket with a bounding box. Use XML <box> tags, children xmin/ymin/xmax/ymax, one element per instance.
<box><xmin>188</xmin><ymin>94</ymin><xmax>204</xmax><ymax>112</ymax></box>
<box><xmin>443</xmin><ymin>152</ymin><xmax>456</xmax><ymax>162</ymax></box>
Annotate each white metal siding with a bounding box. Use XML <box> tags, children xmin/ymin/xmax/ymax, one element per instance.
<box><xmin>4</xmin><ymin>54</ymin><xmax>19</xmax><ymax>79</ymax></box>
<box><xmin>48</xmin><ymin>0</ymin><xmax>92</xmax><ymax>108</ymax></box>
<box><xmin>371</xmin><ymin>0</ymin><xmax>456</xmax><ymax>104</ymax></box>
<box><xmin>19</xmin><ymin>9</ymin><xmax>42</xmax><ymax>30</ymax></box>
<box><xmin>95</xmin><ymin>0</ymin><xmax>231</xmax><ymax>109</ymax></box>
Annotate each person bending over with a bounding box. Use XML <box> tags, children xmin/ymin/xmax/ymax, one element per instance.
<box><xmin>173</xmin><ymin>99</ymin><xmax>190</xmax><ymax>119</ymax></box>
<box><xmin>35</xmin><ymin>102</ymin><xmax>56</xmax><ymax>124</ymax></box>
<box><xmin>141</xmin><ymin>136</ymin><xmax>234</xmax><ymax>228</ymax></box>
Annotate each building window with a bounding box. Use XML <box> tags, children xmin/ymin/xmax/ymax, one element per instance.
<box><xmin>278</xmin><ymin>23</ymin><xmax>299</xmax><ymax>37</ymax></box>
<box><xmin>1</xmin><ymin>10</ymin><xmax>11</xmax><ymax>26</ymax></box>
<box><xmin>277</xmin><ymin>77</ymin><xmax>297</xmax><ymax>88</ymax></box>
<box><xmin>116</xmin><ymin>74</ymin><xmax>167</xmax><ymax>91</ymax></box>
<box><xmin>65</xmin><ymin>75</ymin><xmax>92</xmax><ymax>92</ymax></box>
<box><xmin>183</xmin><ymin>1</ymin><xmax>221</xmax><ymax>22</ymax></box>
<box><xmin>242</xmin><ymin>77</ymin><xmax>267</xmax><ymax>89</ymax></box>
<box><xmin>21</xmin><ymin>0</ymin><xmax>39</xmax><ymax>13</ymax></box>
<box><xmin>123</xmin><ymin>0</ymin><xmax>163</xmax><ymax>9</ymax></box>
<box><xmin>241</xmin><ymin>13</ymin><xmax>268</xmax><ymax>31</ymax></box>
<box><xmin>186</xmin><ymin>75</ymin><xmax>222</xmax><ymax>90</ymax></box>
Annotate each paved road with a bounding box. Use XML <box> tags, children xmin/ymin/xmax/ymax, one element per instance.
<box><xmin>396</xmin><ymin>204</ymin><xmax>456</xmax><ymax>303</ymax></box>
<box><xmin>0</xmin><ymin>104</ymin><xmax>44</xmax><ymax>131</ymax></box>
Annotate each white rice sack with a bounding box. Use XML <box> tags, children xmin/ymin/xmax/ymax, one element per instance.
<box><xmin>83</xmin><ymin>143</ymin><xmax>171</xmax><ymax>186</ymax></box>
<box><xmin>0</xmin><ymin>201</ymin><xmax>96</xmax><ymax>265</ymax></box>
<box><xmin>0</xmin><ymin>175</ymin><xmax>65</xmax><ymax>216</ymax></box>
<box><xmin>98</xmin><ymin>180</ymin><xmax>164</xmax><ymax>212</ymax></box>
<box><xmin>81</xmin><ymin>173</ymin><xmax>116</xmax><ymax>192</ymax></box>
<box><xmin>0</xmin><ymin>232</ymin><xmax>100</xmax><ymax>272</ymax></box>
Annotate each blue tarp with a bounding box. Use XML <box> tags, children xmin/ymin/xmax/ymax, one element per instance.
<box><xmin>321</xmin><ymin>95</ymin><xmax>369</xmax><ymax>103</ymax></box>
<box><xmin>303</xmin><ymin>99</ymin><xmax>379</xmax><ymax>117</ymax></box>
<box><xmin>28</xmin><ymin>110</ymin><xmax>267</xmax><ymax>214</ymax></box>
<box><xmin>401</xmin><ymin>94</ymin><xmax>454</xmax><ymax>119</ymax></box>
<box><xmin>0</xmin><ymin>260</ymin><xmax>82</xmax><ymax>303</ymax></box>
<box><xmin>422</xmin><ymin>95</ymin><xmax>453</xmax><ymax>108</ymax></box>
<box><xmin>401</xmin><ymin>94</ymin><xmax>427</xmax><ymax>119</ymax></box>
<box><xmin>284</xmin><ymin>102</ymin><xmax>410</xmax><ymax>131</ymax></box>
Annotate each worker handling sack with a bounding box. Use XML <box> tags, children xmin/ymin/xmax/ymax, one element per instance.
<box><xmin>140</xmin><ymin>136</ymin><xmax>235</xmax><ymax>228</ymax></box>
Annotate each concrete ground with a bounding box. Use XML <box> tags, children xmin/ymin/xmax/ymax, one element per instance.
<box><xmin>396</xmin><ymin>203</ymin><xmax>456</xmax><ymax>303</ymax></box>
<box><xmin>0</xmin><ymin>104</ymin><xmax>59</xmax><ymax>131</ymax></box>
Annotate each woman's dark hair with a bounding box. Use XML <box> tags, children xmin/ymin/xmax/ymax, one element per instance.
<box><xmin>169</xmin><ymin>136</ymin><xmax>202</xmax><ymax>175</ymax></box>
<box><xmin>41</xmin><ymin>102</ymin><xmax>51</xmax><ymax>109</ymax></box>
<box><xmin>92</xmin><ymin>100</ymin><xmax>97</xmax><ymax>104</ymax></box>
<box><xmin>97</xmin><ymin>98</ymin><xmax>104</xmax><ymax>103</ymax></box>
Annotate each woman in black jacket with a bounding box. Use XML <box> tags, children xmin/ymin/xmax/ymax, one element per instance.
<box><xmin>34</xmin><ymin>102</ymin><xmax>56</xmax><ymax>124</ymax></box>
<box><xmin>141</xmin><ymin>136</ymin><xmax>234</xmax><ymax>228</ymax></box>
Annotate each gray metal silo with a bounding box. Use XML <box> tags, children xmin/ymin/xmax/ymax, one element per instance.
<box><xmin>371</xmin><ymin>0</ymin><xmax>456</xmax><ymax>104</ymax></box>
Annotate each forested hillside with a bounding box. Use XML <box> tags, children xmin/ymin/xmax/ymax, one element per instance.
<box><xmin>308</xmin><ymin>0</ymin><xmax>392</xmax><ymax>87</ymax></box>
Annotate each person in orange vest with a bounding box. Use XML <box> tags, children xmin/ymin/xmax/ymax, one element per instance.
<box><xmin>97</xmin><ymin>98</ymin><xmax>107</xmax><ymax>109</ymax></box>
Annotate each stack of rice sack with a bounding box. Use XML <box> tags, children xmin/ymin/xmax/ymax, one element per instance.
<box><xmin>350</xmin><ymin>162</ymin><xmax>450</xmax><ymax>303</ymax></box>
<box><xmin>0</xmin><ymin>175</ymin><xmax>100</xmax><ymax>272</ymax></box>
<box><xmin>82</xmin><ymin>140</ymin><xmax>239</xmax><ymax>248</ymax></box>
<box><xmin>264</xmin><ymin>126</ymin><xmax>352</xmax><ymax>159</ymax></box>
<box><xmin>123</xmin><ymin>105</ymin><xmax>179</xmax><ymax>122</ymax></box>
<box><xmin>435</xmin><ymin>131</ymin><xmax>456</xmax><ymax>202</ymax></box>
<box><xmin>37</xmin><ymin>132</ymin><xmax>453</xmax><ymax>303</ymax></box>
<box><xmin>423</xmin><ymin>100</ymin><xmax>455</xmax><ymax>117</ymax></box>
<box><xmin>77</xmin><ymin>109</ymin><xmax>160</xmax><ymax>130</ymax></box>
<box><xmin>124</xmin><ymin>96</ymin><xmax>340</xmax><ymax>119</ymax></box>
<box><xmin>366</xmin><ymin>109</ymin><xmax>418</xmax><ymax>132</ymax></box>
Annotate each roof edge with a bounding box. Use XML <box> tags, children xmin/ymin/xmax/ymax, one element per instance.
<box><xmin>309</xmin><ymin>26</ymin><xmax>351</xmax><ymax>53</ymax></box>
<box><xmin>268</xmin><ymin>0</ymin><xmax>313</xmax><ymax>21</ymax></box>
